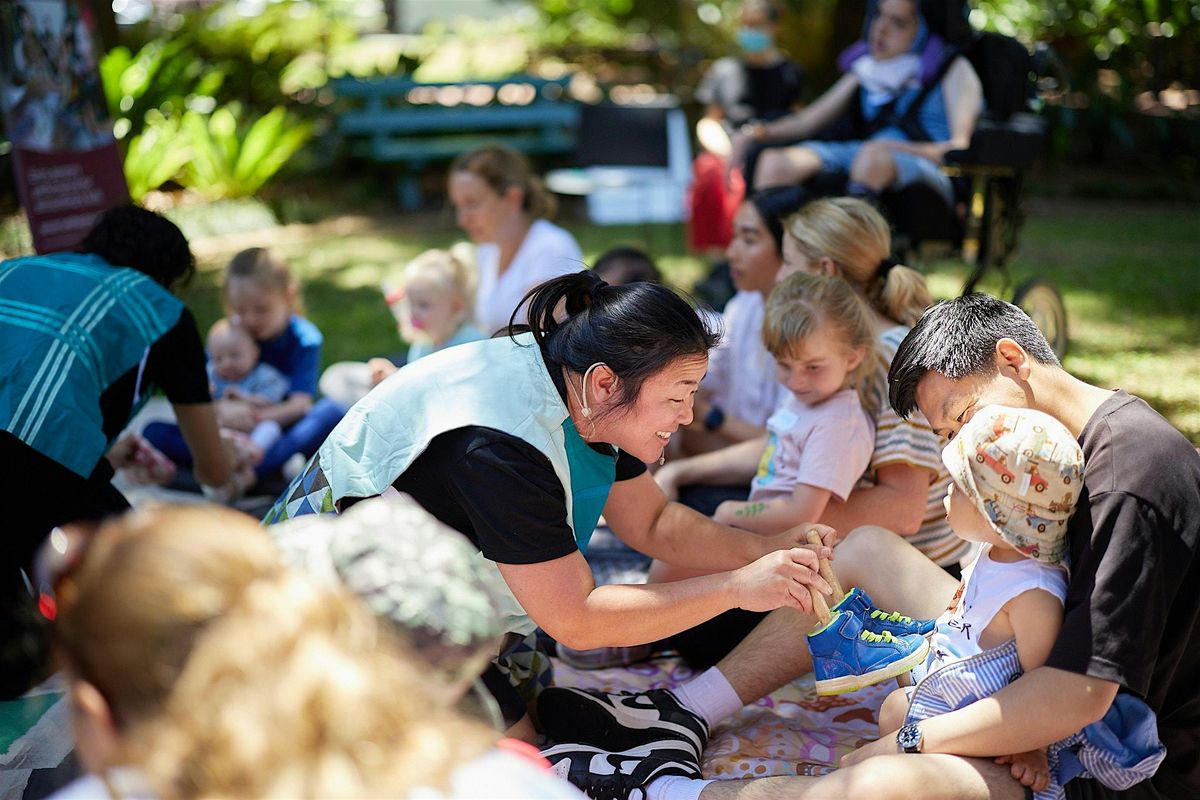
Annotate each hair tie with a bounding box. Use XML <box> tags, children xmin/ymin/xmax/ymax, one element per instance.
<box><xmin>877</xmin><ymin>257</ymin><xmax>898</xmax><ymax>280</ymax></box>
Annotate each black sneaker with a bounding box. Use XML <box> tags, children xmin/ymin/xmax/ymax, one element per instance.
<box><xmin>542</xmin><ymin>741</ymin><xmax>702</xmax><ymax>800</ymax></box>
<box><xmin>537</xmin><ymin>687</ymin><xmax>709</xmax><ymax>757</ymax></box>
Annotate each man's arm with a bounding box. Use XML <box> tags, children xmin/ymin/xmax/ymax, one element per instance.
<box><xmin>756</xmin><ymin>73</ymin><xmax>860</xmax><ymax>144</ymax></box>
<box><xmin>727</xmin><ymin>73</ymin><xmax>860</xmax><ymax>170</ymax></box>
<box><xmin>843</xmin><ymin>666</ymin><xmax>1118</xmax><ymax>766</ymax></box>
<box><xmin>884</xmin><ymin>57</ymin><xmax>983</xmax><ymax>163</ymax></box>
<box><xmin>820</xmin><ymin>462</ymin><xmax>931</xmax><ymax>539</ymax></box>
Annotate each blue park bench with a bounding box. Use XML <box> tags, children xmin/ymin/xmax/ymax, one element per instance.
<box><xmin>332</xmin><ymin>74</ymin><xmax>580</xmax><ymax>209</ymax></box>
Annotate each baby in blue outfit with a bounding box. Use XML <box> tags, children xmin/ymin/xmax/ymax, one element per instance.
<box><xmin>207</xmin><ymin>318</ymin><xmax>288</xmax><ymax>455</ymax></box>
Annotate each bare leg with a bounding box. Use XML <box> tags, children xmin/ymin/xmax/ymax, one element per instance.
<box><xmin>847</xmin><ymin>141</ymin><xmax>900</xmax><ymax>193</ymax></box>
<box><xmin>506</xmin><ymin>712</ymin><xmax>538</xmax><ymax>743</ymax></box>
<box><xmin>698</xmin><ymin>754</ymin><xmax>1027</xmax><ymax>800</ymax></box>
<box><xmin>717</xmin><ymin>526</ymin><xmax>958</xmax><ymax>704</ymax></box>
<box><xmin>878</xmin><ymin>686</ymin><xmax>911</xmax><ymax>736</ymax></box>
<box><xmin>754</xmin><ymin>146</ymin><xmax>824</xmax><ymax>189</ymax></box>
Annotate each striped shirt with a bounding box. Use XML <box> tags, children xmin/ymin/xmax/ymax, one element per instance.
<box><xmin>865</xmin><ymin>325</ymin><xmax>969</xmax><ymax>566</ymax></box>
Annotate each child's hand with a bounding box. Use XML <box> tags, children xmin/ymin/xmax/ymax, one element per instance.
<box><xmin>368</xmin><ymin>357</ymin><xmax>398</xmax><ymax>387</ymax></box>
<box><xmin>995</xmin><ymin>749</ymin><xmax>1051</xmax><ymax>793</ymax></box>
<box><xmin>108</xmin><ymin>433</ymin><xmax>175</xmax><ymax>485</ymax></box>
<box><xmin>215</xmin><ymin>397</ymin><xmax>256</xmax><ymax>432</ymax></box>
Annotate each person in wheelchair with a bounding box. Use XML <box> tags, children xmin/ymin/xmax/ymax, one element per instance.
<box><xmin>729</xmin><ymin>0</ymin><xmax>981</xmax><ymax>210</ymax></box>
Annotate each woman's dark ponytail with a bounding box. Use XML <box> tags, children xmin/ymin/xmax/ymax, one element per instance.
<box><xmin>514</xmin><ymin>271</ymin><xmax>607</xmax><ymax>347</ymax></box>
<box><xmin>510</xmin><ymin>270</ymin><xmax>721</xmax><ymax>415</ymax></box>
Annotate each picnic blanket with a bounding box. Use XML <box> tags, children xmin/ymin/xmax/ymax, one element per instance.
<box><xmin>552</xmin><ymin>656</ymin><xmax>891</xmax><ymax>779</ymax></box>
<box><xmin>566</xmin><ymin>526</ymin><xmax>890</xmax><ymax>780</ymax></box>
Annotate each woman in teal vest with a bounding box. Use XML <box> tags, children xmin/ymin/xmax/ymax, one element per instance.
<box><xmin>267</xmin><ymin>271</ymin><xmax>836</xmax><ymax>740</ymax></box>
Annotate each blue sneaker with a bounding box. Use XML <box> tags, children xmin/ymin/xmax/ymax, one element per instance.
<box><xmin>831</xmin><ymin>587</ymin><xmax>937</xmax><ymax>637</ymax></box>
<box><xmin>808</xmin><ymin>609</ymin><xmax>929</xmax><ymax>696</ymax></box>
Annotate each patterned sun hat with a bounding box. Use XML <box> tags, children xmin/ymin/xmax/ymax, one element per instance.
<box><xmin>270</xmin><ymin>494</ymin><xmax>510</xmax><ymax>687</ymax></box>
<box><xmin>941</xmin><ymin>405</ymin><xmax>1084</xmax><ymax>566</ymax></box>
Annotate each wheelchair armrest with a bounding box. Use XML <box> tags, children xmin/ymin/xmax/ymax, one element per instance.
<box><xmin>945</xmin><ymin>113</ymin><xmax>1047</xmax><ymax>170</ymax></box>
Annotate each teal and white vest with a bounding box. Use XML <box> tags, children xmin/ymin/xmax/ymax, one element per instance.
<box><xmin>0</xmin><ymin>253</ymin><xmax>184</xmax><ymax>477</ymax></box>
<box><xmin>265</xmin><ymin>333</ymin><xmax>618</xmax><ymax>633</ymax></box>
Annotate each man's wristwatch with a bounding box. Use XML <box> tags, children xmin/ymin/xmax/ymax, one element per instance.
<box><xmin>703</xmin><ymin>405</ymin><xmax>726</xmax><ymax>432</ymax></box>
<box><xmin>896</xmin><ymin>722</ymin><xmax>924</xmax><ymax>754</ymax></box>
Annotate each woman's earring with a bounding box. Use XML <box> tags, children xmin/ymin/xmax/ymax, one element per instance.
<box><xmin>659</xmin><ymin>450</ymin><xmax>666</xmax><ymax>466</ymax></box>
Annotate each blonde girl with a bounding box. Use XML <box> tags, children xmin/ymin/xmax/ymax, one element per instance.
<box><xmin>47</xmin><ymin>505</ymin><xmax>580</xmax><ymax>800</ymax></box>
<box><xmin>629</xmin><ymin>198</ymin><xmax>949</xmax><ymax>674</ymax></box>
<box><xmin>366</xmin><ymin>246</ymin><xmax>486</xmax><ymax>388</ymax></box>
<box><xmin>780</xmin><ymin>197</ymin><xmax>968</xmax><ymax>571</ymax></box>
<box><xmin>665</xmin><ymin>272</ymin><xmax>880</xmax><ymax>534</ymax></box>
<box><xmin>320</xmin><ymin>248</ymin><xmax>486</xmax><ymax>406</ymax></box>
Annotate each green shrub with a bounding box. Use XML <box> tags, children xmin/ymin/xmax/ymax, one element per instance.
<box><xmin>182</xmin><ymin>105</ymin><xmax>313</xmax><ymax>199</ymax></box>
<box><xmin>122</xmin><ymin>111</ymin><xmax>192</xmax><ymax>200</ymax></box>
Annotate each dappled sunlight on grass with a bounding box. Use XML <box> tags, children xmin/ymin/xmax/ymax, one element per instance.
<box><xmin>171</xmin><ymin>198</ymin><xmax>1198</xmax><ymax>443</ymax></box>
<box><xmin>890</xmin><ymin>200</ymin><xmax>1200</xmax><ymax>443</ymax></box>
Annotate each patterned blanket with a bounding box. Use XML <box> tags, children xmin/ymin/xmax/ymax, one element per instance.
<box><xmin>562</xmin><ymin>526</ymin><xmax>894</xmax><ymax>779</ymax></box>
<box><xmin>552</xmin><ymin>655</ymin><xmax>891</xmax><ymax>779</ymax></box>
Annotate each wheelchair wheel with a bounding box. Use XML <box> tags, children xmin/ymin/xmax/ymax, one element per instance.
<box><xmin>1012</xmin><ymin>278</ymin><xmax>1068</xmax><ymax>360</ymax></box>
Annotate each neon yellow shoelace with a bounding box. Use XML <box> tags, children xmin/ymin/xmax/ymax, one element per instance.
<box><xmin>869</xmin><ymin>609</ymin><xmax>916</xmax><ymax>624</ymax></box>
<box><xmin>859</xmin><ymin>629</ymin><xmax>900</xmax><ymax>644</ymax></box>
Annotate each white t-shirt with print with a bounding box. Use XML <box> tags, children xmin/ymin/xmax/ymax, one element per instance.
<box><xmin>702</xmin><ymin>290</ymin><xmax>787</xmax><ymax>429</ymax></box>
<box><xmin>914</xmin><ymin>543</ymin><xmax>1068</xmax><ymax>682</ymax></box>
<box><xmin>474</xmin><ymin>219</ymin><xmax>583</xmax><ymax>335</ymax></box>
<box><xmin>749</xmin><ymin>389</ymin><xmax>875</xmax><ymax>504</ymax></box>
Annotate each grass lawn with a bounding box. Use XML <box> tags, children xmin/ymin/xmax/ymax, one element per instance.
<box><xmin>169</xmin><ymin>195</ymin><xmax>1200</xmax><ymax>444</ymax></box>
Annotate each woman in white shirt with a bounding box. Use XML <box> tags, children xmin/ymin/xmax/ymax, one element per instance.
<box><xmin>449</xmin><ymin>145</ymin><xmax>583</xmax><ymax>335</ymax></box>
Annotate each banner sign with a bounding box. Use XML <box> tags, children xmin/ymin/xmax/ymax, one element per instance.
<box><xmin>0</xmin><ymin>0</ymin><xmax>128</xmax><ymax>253</ymax></box>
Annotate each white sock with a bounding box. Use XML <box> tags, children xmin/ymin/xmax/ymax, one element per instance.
<box><xmin>672</xmin><ymin>667</ymin><xmax>743</xmax><ymax>731</ymax></box>
<box><xmin>647</xmin><ymin>775</ymin><xmax>712</xmax><ymax>800</ymax></box>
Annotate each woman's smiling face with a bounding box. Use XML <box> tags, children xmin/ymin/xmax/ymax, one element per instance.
<box><xmin>593</xmin><ymin>356</ymin><xmax>708</xmax><ymax>463</ymax></box>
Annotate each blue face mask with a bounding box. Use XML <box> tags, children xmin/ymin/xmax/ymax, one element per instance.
<box><xmin>737</xmin><ymin>27</ymin><xmax>773</xmax><ymax>54</ymax></box>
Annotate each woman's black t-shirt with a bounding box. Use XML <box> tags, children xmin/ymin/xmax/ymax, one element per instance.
<box><xmin>342</xmin><ymin>353</ymin><xmax>648</xmax><ymax>565</ymax></box>
<box><xmin>384</xmin><ymin>426</ymin><xmax>647</xmax><ymax>564</ymax></box>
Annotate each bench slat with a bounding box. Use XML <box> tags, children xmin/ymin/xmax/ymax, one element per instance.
<box><xmin>339</xmin><ymin>104</ymin><xmax>579</xmax><ymax>136</ymax></box>
<box><xmin>359</xmin><ymin>130</ymin><xmax>577</xmax><ymax>164</ymax></box>
<box><xmin>333</xmin><ymin>75</ymin><xmax>571</xmax><ymax>97</ymax></box>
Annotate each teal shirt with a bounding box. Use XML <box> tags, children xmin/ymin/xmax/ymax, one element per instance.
<box><xmin>0</xmin><ymin>253</ymin><xmax>183</xmax><ymax>476</ymax></box>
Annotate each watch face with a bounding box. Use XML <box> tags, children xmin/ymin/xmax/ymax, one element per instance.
<box><xmin>897</xmin><ymin>723</ymin><xmax>922</xmax><ymax>751</ymax></box>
